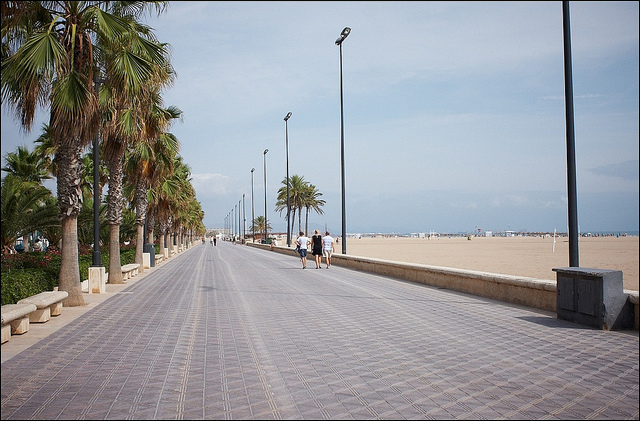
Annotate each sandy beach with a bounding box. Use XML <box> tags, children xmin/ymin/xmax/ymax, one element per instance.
<box><xmin>339</xmin><ymin>235</ymin><xmax>638</xmax><ymax>291</ymax></box>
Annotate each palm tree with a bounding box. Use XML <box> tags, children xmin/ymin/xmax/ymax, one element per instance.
<box><xmin>2</xmin><ymin>145</ymin><xmax>54</xmax><ymax>251</ymax></box>
<box><xmin>1</xmin><ymin>174</ymin><xmax>58</xmax><ymax>255</ymax></box>
<box><xmin>166</xmin><ymin>157</ymin><xmax>194</xmax><ymax>250</ymax></box>
<box><xmin>99</xmin><ymin>10</ymin><xmax>173</xmax><ymax>284</ymax></box>
<box><xmin>124</xmin><ymin>112</ymin><xmax>181</xmax><ymax>269</ymax></box>
<box><xmin>275</xmin><ymin>174</ymin><xmax>308</xmax><ymax>237</ymax></box>
<box><xmin>32</xmin><ymin>124</ymin><xmax>57</xmax><ymax>179</ymax></box>
<box><xmin>250</xmin><ymin>216</ymin><xmax>271</xmax><ymax>241</ymax></box>
<box><xmin>2</xmin><ymin>145</ymin><xmax>51</xmax><ymax>183</ymax></box>
<box><xmin>1</xmin><ymin>1</ymin><xmax>169</xmax><ymax>306</ymax></box>
<box><xmin>302</xmin><ymin>184</ymin><xmax>325</xmax><ymax>235</ymax></box>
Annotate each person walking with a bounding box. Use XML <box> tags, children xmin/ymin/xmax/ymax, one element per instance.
<box><xmin>296</xmin><ymin>231</ymin><xmax>310</xmax><ymax>269</ymax></box>
<box><xmin>311</xmin><ymin>229</ymin><xmax>323</xmax><ymax>269</ymax></box>
<box><xmin>213</xmin><ymin>236</ymin><xmax>217</xmax><ymax>246</ymax></box>
<box><xmin>322</xmin><ymin>231</ymin><xmax>335</xmax><ymax>268</ymax></box>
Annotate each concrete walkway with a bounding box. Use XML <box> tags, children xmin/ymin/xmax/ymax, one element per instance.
<box><xmin>1</xmin><ymin>241</ymin><xmax>638</xmax><ymax>420</ymax></box>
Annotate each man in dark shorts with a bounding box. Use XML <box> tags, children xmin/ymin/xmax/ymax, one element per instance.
<box><xmin>296</xmin><ymin>231</ymin><xmax>310</xmax><ymax>269</ymax></box>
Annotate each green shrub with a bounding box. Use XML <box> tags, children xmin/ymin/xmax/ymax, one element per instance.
<box><xmin>1</xmin><ymin>268</ymin><xmax>55</xmax><ymax>305</ymax></box>
<box><xmin>1</xmin><ymin>246</ymin><xmax>138</xmax><ymax>305</ymax></box>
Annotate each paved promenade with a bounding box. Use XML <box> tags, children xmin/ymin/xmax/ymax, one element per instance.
<box><xmin>1</xmin><ymin>241</ymin><xmax>638</xmax><ymax>420</ymax></box>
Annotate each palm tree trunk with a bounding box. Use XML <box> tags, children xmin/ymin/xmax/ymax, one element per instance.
<box><xmin>108</xmin><ymin>224</ymin><xmax>124</xmax><ymax>284</ymax></box>
<box><xmin>59</xmin><ymin>216</ymin><xmax>85</xmax><ymax>307</ymax></box>
<box><xmin>106</xmin><ymin>146</ymin><xmax>125</xmax><ymax>284</ymax></box>
<box><xmin>134</xmin><ymin>182</ymin><xmax>147</xmax><ymax>269</ymax></box>
<box><xmin>159</xmin><ymin>232</ymin><xmax>165</xmax><ymax>256</ymax></box>
<box><xmin>135</xmin><ymin>224</ymin><xmax>144</xmax><ymax>270</ymax></box>
<box><xmin>56</xmin><ymin>144</ymin><xmax>85</xmax><ymax>307</ymax></box>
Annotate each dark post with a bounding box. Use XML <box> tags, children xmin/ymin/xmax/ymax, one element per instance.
<box><xmin>92</xmin><ymin>77</ymin><xmax>101</xmax><ymax>267</ymax></box>
<box><xmin>336</xmin><ymin>27</ymin><xmax>351</xmax><ymax>254</ymax></box>
<box><xmin>251</xmin><ymin>168</ymin><xmax>255</xmax><ymax>242</ymax></box>
<box><xmin>562</xmin><ymin>1</ymin><xmax>579</xmax><ymax>267</ymax></box>
<box><xmin>284</xmin><ymin>112</ymin><xmax>292</xmax><ymax>247</ymax></box>
<box><xmin>242</xmin><ymin>193</ymin><xmax>246</xmax><ymax>243</ymax></box>
<box><xmin>263</xmin><ymin>149</ymin><xmax>269</xmax><ymax>243</ymax></box>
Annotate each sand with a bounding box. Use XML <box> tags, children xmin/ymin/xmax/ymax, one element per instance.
<box><xmin>339</xmin><ymin>235</ymin><xmax>639</xmax><ymax>291</ymax></box>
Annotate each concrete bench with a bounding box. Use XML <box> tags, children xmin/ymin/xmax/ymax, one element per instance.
<box><xmin>121</xmin><ymin>263</ymin><xmax>141</xmax><ymax>279</ymax></box>
<box><xmin>155</xmin><ymin>254</ymin><xmax>163</xmax><ymax>265</ymax></box>
<box><xmin>17</xmin><ymin>290</ymin><xmax>69</xmax><ymax>323</ymax></box>
<box><xmin>1</xmin><ymin>303</ymin><xmax>38</xmax><ymax>344</ymax></box>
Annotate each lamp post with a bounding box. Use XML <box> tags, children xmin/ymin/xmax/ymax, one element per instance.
<box><xmin>562</xmin><ymin>1</ymin><xmax>579</xmax><ymax>267</ymax></box>
<box><xmin>336</xmin><ymin>26</ymin><xmax>350</xmax><ymax>255</ymax></box>
<box><xmin>263</xmin><ymin>149</ymin><xmax>269</xmax><ymax>243</ymax></box>
<box><xmin>284</xmin><ymin>112</ymin><xmax>292</xmax><ymax>247</ymax></box>
<box><xmin>91</xmin><ymin>77</ymin><xmax>102</xmax><ymax>267</ymax></box>
<box><xmin>242</xmin><ymin>193</ymin><xmax>246</xmax><ymax>243</ymax></box>
<box><xmin>251</xmin><ymin>168</ymin><xmax>255</xmax><ymax>242</ymax></box>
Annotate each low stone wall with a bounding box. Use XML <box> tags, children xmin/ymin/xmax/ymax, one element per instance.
<box><xmin>250</xmin><ymin>242</ymin><xmax>639</xmax><ymax>329</ymax></box>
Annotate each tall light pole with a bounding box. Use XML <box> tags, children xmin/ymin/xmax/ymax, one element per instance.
<box><xmin>562</xmin><ymin>1</ymin><xmax>579</xmax><ymax>267</ymax></box>
<box><xmin>336</xmin><ymin>26</ymin><xmax>350</xmax><ymax>255</ymax></box>
<box><xmin>251</xmin><ymin>168</ymin><xmax>255</xmax><ymax>242</ymax></box>
<box><xmin>91</xmin><ymin>76</ymin><xmax>102</xmax><ymax>267</ymax></box>
<box><xmin>263</xmin><ymin>149</ymin><xmax>269</xmax><ymax>243</ymax></box>
<box><xmin>284</xmin><ymin>112</ymin><xmax>292</xmax><ymax>247</ymax></box>
<box><xmin>242</xmin><ymin>193</ymin><xmax>246</xmax><ymax>243</ymax></box>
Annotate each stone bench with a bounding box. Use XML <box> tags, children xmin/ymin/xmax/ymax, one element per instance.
<box><xmin>155</xmin><ymin>254</ymin><xmax>163</xmax><ymax>264</ymax></box>
<box><xmin>121</xmin><ymin>263</ymin><xmax>141</xmax><ymax>279</ymax></box>
<box><xmin>1</xmin><ymin>303</ymin><xmax>38</xmax><ymax>344</ymax></box>
<box><xmin>17</xmin><ymin>290</ymin><xmax>69</xmax><ymax>323</ymax></box>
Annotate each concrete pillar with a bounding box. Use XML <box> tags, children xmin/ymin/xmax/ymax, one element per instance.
<box><xmin>88</xmin><ymin>266</ymin><xmax>106</xmax><ymax>294</ymax></box>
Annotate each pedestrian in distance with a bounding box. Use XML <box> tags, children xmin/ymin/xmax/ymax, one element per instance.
<box><xmin>322</xmin><ymin>231</ymin><xmax>335</xmax><ymax>268</ymax></box>
<box><xmin>213</xmin><ymin>237</ymin><xmax>217</xmax><ymax>246</ymax></box>
<box><xmin>311</xmin><ymin>229</ymin><xmax>323</xmax><ymax>269</ymax></box>
<box><xmin>296</xmin><ymin>231</ymin><xmax>310</xmax><ymax>269</ymax></box>
<box><xmin>210</xmin><ymin>236</ymin><xmax>214</xmax><ymax>246</ymax></box>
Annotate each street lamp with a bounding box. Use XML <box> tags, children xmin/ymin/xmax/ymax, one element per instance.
<box><xmin>263</xmin><ymin>149</ymin><xmax>269</xmax><ymax>244</ymax></box>
<box><xmin>251</xmin><ymin>168</ymin><xmax>255</xmax><ymax>242</ymax></box>
<box><xmin>336</xmin><ymin>26</ymin><xmax>350</xmax><ymax>254</ymax></box>
<box><xmin>92</xmin><ymin>77</ymin><xmax>102</xmax><ymax>267</ymax></box>
<box><xmin>562</xmin><ymin>1</ymin><xmax>579</xmax><ymax>267</ymax></box>
<box><xmin>284</xmin><ymin>112</ymin><xmax>292</xmax><ymax>247</ymax></box>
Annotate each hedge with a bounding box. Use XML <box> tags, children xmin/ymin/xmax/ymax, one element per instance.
<box><xmin>1</xmin><ymin>246</ymin><xmax>138</xmax><ymax>305</ymax></box>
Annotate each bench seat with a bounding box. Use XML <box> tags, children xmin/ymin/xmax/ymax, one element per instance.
<box><xmin>121</xmin><ymin>263</ymin><xmax>141</xmax><ymax>279</ymax></box>
<box><xmin>17</xmin><ymin>290</ymin><xmax>69</xmax><ymax>323</ymax></box>
<box><xmin>1</xmin><ymin>303</ymin><xmax>37</xmax><ymax>343</ymax></box>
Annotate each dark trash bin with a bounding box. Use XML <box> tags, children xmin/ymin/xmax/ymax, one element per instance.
<box><xmin>144</xmin><ymin>243</ymin><xmax>155</xmax><ymax>268</ymax></box>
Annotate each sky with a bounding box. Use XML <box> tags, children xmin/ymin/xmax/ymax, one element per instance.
<box><xmin>1</xmin><ymin>1</ymin><xmax>638</xmax><ymax>235</ymax></box>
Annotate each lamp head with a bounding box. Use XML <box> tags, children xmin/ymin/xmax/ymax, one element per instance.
<box><xmin>335</xmin><ymin>27</ymin><xmax>351</xmax><ymax>45</ymax></box>
<box><xmin>264</xmin><ymin>149</ymin><xmax>269</xmax><ymax>154</ymax></box>
<box><xmin>284</xmin><ymin>112</ymin><xmax>292</xmax><ymax>121</ymax></box>
<box><xmin>251</xmin><ymin>168</ymin><xmax>255</xmax><ymax>172</ymax></box>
